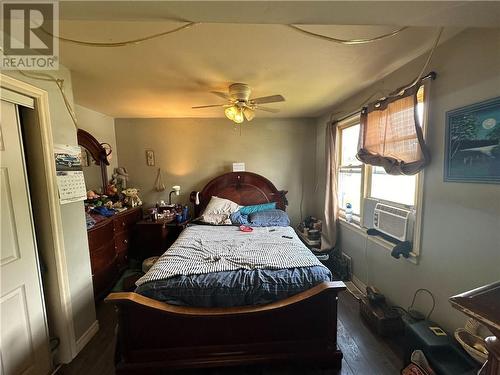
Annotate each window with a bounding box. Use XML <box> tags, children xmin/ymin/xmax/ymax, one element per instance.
<box><xmin>367</xmin><ymin>85</ymin><xmax>425</xmax><ymax>207</ymax></box>
<box><xmin>370</xmin><ymin>166</ymin><xmax>416</xmax><ymax>206</ymax></box>
<box><xmin>336</xmin><ymin>84</ymin><xmax>428</xmax><ymax>255</ymax></box>
<box><xmin>337</xmin><ymin>122</ymin><xmax>362</xmax><ymax>221</ymax></box>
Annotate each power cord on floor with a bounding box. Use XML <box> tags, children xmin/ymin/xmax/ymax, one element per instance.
<box><xmin>391</xmin><ymin>288</ymin><xmax>436</xmax><ymax>322</ymax></box>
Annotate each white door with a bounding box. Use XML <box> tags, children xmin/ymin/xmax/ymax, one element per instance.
<box><xmin>0</xmin><ymin>100</ymin><xmax>52</xmax><ymax>375</ymax></box>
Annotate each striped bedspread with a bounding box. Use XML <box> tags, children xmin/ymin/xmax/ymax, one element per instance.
<box><xmin>136</xmin><ymin>225</ymin><xmax>325</xmax><ymax>287</ymax></box>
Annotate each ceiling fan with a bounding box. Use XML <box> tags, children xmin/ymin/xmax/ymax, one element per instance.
<box><xmin>192</xmin><ymin>83</ymin><xmax>285</xmax><ymax>123</ymax></box>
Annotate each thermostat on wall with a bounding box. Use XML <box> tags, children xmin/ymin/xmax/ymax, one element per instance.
<box><xmin>232</xmin><ymin>162</ymin><xmax>245</xmax><ymax>172</ymax></box>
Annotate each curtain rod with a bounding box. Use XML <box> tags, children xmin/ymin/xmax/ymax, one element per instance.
<box><xmin>334</xmin><ymin>71</ymin><xmax>437</xmax><ymax>124</ymax></box>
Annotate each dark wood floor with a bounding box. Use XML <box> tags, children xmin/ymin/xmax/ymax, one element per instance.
<box><xmin>58</xmin><ymin>291</ymin><xmax>404</xmax><ymax>375</ymax></box>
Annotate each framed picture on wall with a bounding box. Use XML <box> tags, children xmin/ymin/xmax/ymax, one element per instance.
<box><xmin>444</xmin><ymin>96</ymin><xmax>500</xmax><ymax>183</ymax></box>
<box><xmin>145</xmin><ymin>149</ymin><xmax>155</xmax><ymax>166</ymax></box>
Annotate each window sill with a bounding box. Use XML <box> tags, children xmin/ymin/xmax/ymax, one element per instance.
<box><xmin>338</xmin><ymin>218</ymin><xmax>419</xmax><ymax>264</ymax></box>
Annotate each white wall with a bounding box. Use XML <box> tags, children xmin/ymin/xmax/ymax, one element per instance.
<box><xmin>114</xmin><ymin>117</ymin><xmax>317</xmax><ymax>225</ymax></box>
<box><xmin>314</xmin><ymin>28</ymin><xmax>500</xmax><ymax>331</ymax></box>
<box><xmin>5</xmin><ymin>67</ymin><xmax>96</xmax><ymax>360</ymax></box>
<box><xmin>75</xmin><ymin>104</ymin><xmax>118</xmax><ymax>190</ymax></box>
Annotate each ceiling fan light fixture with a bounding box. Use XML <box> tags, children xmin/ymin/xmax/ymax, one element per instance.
<box><xmin>243</xmin><ymin>107</ymin><xmax>255</xmax><ymax>121</ymax></box>
<box><xmin>195</xmin><ymin>84</ymin><xmax>285</xmax><ymax>124</ymax></box>
<box><xmin>224</xmin><ymin>106</ymin><xmax>237</xmax><ymax>121</ymax></box>
<box><xmin>233</xmin><ymin>107</ymin><xmax>244</xmax><ymax>124</ymax></box>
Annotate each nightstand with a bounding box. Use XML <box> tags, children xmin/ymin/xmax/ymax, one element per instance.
<box><xmin>134</xmin><ymin>218</ymin><xmax>189</xmax><ymax>259</ymax></box>
<box><xmin>296</xmin><ymin>229</ymin><xmax>321</xmax><ymax>250</ymax></box>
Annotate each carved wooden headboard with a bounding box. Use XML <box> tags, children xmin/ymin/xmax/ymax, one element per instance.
<box><xmin>189</xmin><ymin>172</ymin><xmax>288</xmax><ymax>217</ymax></box>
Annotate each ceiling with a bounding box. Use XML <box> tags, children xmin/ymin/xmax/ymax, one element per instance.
<box><xmin>58</xmin><ymin>2</ymin><xmax>500</xmax><ymax>119</ymax></box>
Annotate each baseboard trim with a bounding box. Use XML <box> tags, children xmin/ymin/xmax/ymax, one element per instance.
<box><xmin>351</xmin><ymin>274</ymin><xmax>367</xmax><ymax>294</ymax></box>
<box><xmin>76</xmin><ymin>320</ymin><xmax>99</xmax><ymax>354</ymax></box>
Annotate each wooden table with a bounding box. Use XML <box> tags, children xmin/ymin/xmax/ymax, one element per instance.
<box><xmin>450</xmin><ymin>281</ymin><xmax>500</xmax><ymax>375</ymax></box>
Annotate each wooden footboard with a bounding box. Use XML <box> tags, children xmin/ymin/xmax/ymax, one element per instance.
<box><xmin>105</xmin><ymin>281</ymin><xmax>346</xmax><ymax>374</ymax></box>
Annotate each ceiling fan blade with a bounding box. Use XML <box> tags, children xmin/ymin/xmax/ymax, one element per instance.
<box><xmin>210</xmin><ymin>91</ymin><xmax>230</xmax><ymax>100</ymax></box>
<box><xmin>192</xmin><ymin>104</ymin><xmax>225</xmax><ymax>109</ymax></box>
<box><xmin>251</xmin><ymin>94</ymin><xmax>285</xmax><ymax>104</ymax></box>
<box><xmin>255</xmin><ymin>106</ymin><xmax>280</xmax><ymax>113</ymax></box>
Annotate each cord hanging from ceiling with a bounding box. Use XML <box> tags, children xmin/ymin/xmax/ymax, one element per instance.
<box><xmin>16</xmin><ymin>70</ymin><xmax>79</xmax><ymax>128</ymax></box>
<box><xmin>328</xmin><ymin>27</ymin><xmax>444</xmax><ymax>123</ymax></box>
<box><xmin>46</xmin><ymin>21</ymin><xmax>408</xmax><ymax>48</ymax></box>
<box><xmin>287</xmin><ymin>25</ymin><xmax>409</xmax><ymax>45</ymax></box>
<box><xmin>3</xmin><ymin>21</ymin><xmax>440</xmax><ymax>128</ymax></box>
<box><xmin>42</xmin><ymin>22</ymin><xmax>197</xmax><ymax>47</ymax></box>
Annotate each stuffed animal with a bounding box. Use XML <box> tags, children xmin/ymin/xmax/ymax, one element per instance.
<box><xmin>106</xmin><ymin>184</ymin><xmax>118</xmax><ymax>196</ymax></box>
<box><xmin>112</xmin><ymin>167</ymin><xmax>129</xmax><ymax>191</ymax></box>
<box><xmin>112</xmin><ymin>201</ymin><xmax>123</xmax><ymax>209</ymax></box>
<box><xmin>86</xmin><ymin>190</ymin><xmax>99</xmax><ymax>200</ymax></box>
<box><xmin>122</xmin><ymin>188</ymin><xmax>142</xmax><ymax>208</ymax></box>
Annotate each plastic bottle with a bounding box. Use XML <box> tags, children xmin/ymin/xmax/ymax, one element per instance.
<box><xmin>345</xmin><ymin>203</ymin><xmax>353</xmax><ymax>223</ymax></box>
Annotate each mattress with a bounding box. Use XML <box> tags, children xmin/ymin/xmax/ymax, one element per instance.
<box><xmin>135</xmin><ymin>225</ymin><xmax>332</xmax><ymax>307</ymax></box>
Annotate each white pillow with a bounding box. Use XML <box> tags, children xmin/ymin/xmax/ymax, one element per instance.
<box><xmin>200</xmin><ymin>213</ymin><xmax>232</xmax><ymax>225</ymax></box>
<box><xmin>200</xmin><ymin>196</ymin><xmax>240</xmax><ymax>225</ymax></box>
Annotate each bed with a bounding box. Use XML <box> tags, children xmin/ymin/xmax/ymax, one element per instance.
<box><xmin>105</xmin><ymin>172</ymin><xmax>346</xmax><ymax>373</ymax></box>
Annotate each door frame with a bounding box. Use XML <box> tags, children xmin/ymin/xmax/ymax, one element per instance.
<box><xmin>1</xmin><ymin>73</ymin><xmax>77</xmax><ymax>361</ymax></box>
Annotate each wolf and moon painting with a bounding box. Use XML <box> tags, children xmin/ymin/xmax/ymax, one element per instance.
<box><xmin>445</xmin><ymin>97</ymin><xmax>500</xmax><ymax>183</ymax></box>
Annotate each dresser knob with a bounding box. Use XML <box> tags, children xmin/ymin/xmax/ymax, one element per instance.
<box><xmin>122</xmin><ymin>222</ymin><xmax>126</xmax><ymax>227</ymax></box>
<box><xmin>123</xmin><ymin>239</ymin><xmax>128</xmax><ymax>244</ymax></box>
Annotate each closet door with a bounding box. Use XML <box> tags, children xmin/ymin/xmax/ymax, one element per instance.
<box><xmin>0</xmin><ymin>100</ymin><xmax>51</xmax><ymax>375</ymax></box>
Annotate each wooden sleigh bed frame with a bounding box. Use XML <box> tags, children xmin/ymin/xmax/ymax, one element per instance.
<box><xmin>106</xmin><ymin>172</ymin><xmax>346</xmax><ymax>373</ymax></box>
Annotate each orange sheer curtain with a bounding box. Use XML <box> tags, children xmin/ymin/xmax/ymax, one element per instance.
<box><xmin>357</xmin><ymin>84</ymin><xmax>430</xmax><ymax>175</ymax></box>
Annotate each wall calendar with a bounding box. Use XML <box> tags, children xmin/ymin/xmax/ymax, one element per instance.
<box><xmin>54</xmin><ymin>144</ymin><xmax>87</xmax><ymax>204</ymax></box>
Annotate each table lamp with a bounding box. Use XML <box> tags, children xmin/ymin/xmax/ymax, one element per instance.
<box><xmin>169</xmin><ymin>185</ymin><xmax>181</xmax><ymax>205</ymax></box>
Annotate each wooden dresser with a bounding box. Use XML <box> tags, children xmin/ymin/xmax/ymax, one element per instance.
<box><xmin>87</xmin><ymin>207</ymin><xmax>142</xmax><ymax>300</ymax></box>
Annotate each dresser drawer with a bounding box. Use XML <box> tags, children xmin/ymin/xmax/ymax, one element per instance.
<box><xmin>113</xmin><ymin>208</ymin><xmax>142</xmax><ymax>234</ymax></box>
<box><xmin>90</xmin><ymin>241</ymin><xmax>117</xmax><ymax>274</ymax></box>
<box><xmin>87</xmin><ymin>220</ymin><xmax>114</xmax><ymax>250</ymax></box>
<box><xmin>116</xmin><ymin>251</ymin><xmax>128</xmax><ymax>272</ymax></box>
<box><xmin>115</xmin><ymin>231</ymin><xmax>131</xmax><ymax>252</ymax></box>
<box><xmin>92</xmin><ymin>257</ymin><xmax>118</xmax><ymax>299</ymax></box>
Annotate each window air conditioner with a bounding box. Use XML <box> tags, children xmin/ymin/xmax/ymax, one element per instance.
<box><xmin>373</xmin><ymin>203</ymin><xmax>413</xmax><ymax>242</ymax></box>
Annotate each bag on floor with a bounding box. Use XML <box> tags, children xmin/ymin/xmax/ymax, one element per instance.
<box><xmin>401</xmin><ymin>350</ymin><xmax>436</xmax><ymax>375</ymax></box>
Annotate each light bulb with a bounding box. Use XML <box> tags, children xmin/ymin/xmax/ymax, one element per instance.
<box><xmin>243</xmin><ymin>107</ymin><xmax>255</xmax><ymax>121</ymax></box>
<box><xmin>233</xmin><ymin>108</ymin><xmax>244</xmax><ymax>124</ymax></box>
<box><xmin>224</xmin><ymin>106</ymin><xmax>237</xmax><ymax>121</ymax></box>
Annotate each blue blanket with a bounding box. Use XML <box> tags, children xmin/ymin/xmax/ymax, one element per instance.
<box><xmin>136</xmin><ymin>265</ymin><xmax>331</xmax><ymax>307</ymax></box>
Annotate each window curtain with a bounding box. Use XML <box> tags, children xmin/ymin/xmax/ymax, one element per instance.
<box><xmin>322</xmin><ymin>121</ymin><xmax>338</xmax><ymax>250</ymax></box>
<box><xmin>356</xmin><ymin>83</ymin><xmax>430</xmax><ymax>175</ymax></box>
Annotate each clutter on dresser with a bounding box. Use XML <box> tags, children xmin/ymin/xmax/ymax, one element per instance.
<box><xmin>84</xmin><ymin>183</ymin><xmax>143</xmax><ymax>229</ymax></box>
<box><xmin>122</xmin><ymin>188</ymin><xmax>142</xmax><ymax>207</ymax></box>
<box><xmin>147</xmin><ymin>202</ymin><xmax>190</xmax><ymax>223</ymax></box>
